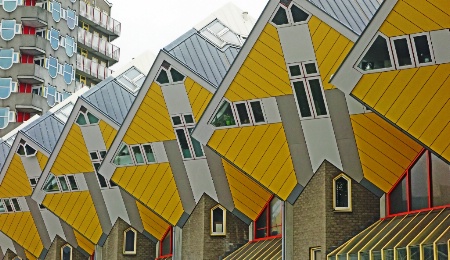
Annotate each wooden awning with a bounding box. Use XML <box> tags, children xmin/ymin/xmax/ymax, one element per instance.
<box><xmin>224</xmin><ymin>238</ymin><xmax>282</xmax><ymax>260</ymax></box>
<box><xmin>328</xmin><ymin>208</ymin><xmax>450</xmax><ymax>260</ymax></box>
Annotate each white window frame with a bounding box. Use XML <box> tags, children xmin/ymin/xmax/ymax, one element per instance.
<box><xmin>172</xmin><ymin>113</ymin><xmax>205</xmax><ymax>160</ymax></box>
<box><xmin>34</xmin><ymin>56</ymin><xmax>45</xmax><ymax>67</ymax></box>
<box><xmin>355</xmin><ymin>32</ymin><xmax>395</xmax><ymax>74</ymax></box>
<box><xmin>291</xmin><ymin>78</ymin><xmax>329</xmax><ymax>120</ymax></box>
<box><xmin>209</xmin><ymin>99</ymin><xmax>239</xmax><ymax>130</ymax></box>
<box><xmin>333</xmin><ymin>174</ymin><xmax>352</xmax><ymax>212</ymax></box>
<box><xmin>248</xmin><ymin>99</ymin><xmax>267</xmax><ymax>125</ymax></box>
<box><xmin>141</xmin><ymin>143</ymin><xmax>157</xmax><ymax>164</ymax></box>
<box><xmin>51</xmin><ymin>1</ymin><xmax>61</xmax><ymax>22</ymax></box>
<box><xmin>155</xmin><ymin>65</ymin><xmax>185</xmax><ymax>86</ymax></box>
<box><xmin>0</xmin><ymin>107</ymin><xmax>9</xmax><ymax>129</ymax></box>
<box><xmin>310</xmin><ymin>247</ymin><xmax>321</xmax><ymax>260</ymax></box>
<box><xmin>0</xmin><ymin>19</ymin><xmax>19</xmax><ymax>41</ymax></box>
<box><xmin>411</xmin><ymin>32</ymin><xmax>435</xmax><ymax>67</ymax></box>
<box><xmin>112</xmin><ymin>143</ymin><xmax>135</xmax><ymax>167</ymax></box>
<box><xmin>63</xmin><ymin>63</ymin><xmax>73</xmax><ymax>85</ymax></box>
<box><xmin>2</xmin><ymin>0</ymin><xmax>21</xmax><ymax>13</ymax></box>
<box><xmin>287</xmin><ymin>62</ymin><xmax>303</xmax><ymax>79</ymax></box>
<box><xmin>0</xmin><ymin>198</ymin><xmax>22</xmax><ymax>213</ymax></box>
<box><xmin>60</xmin><ymin>244</ymin><xmax>72</xmax><ymax>260</ymax></box>
<box><xmin>390</xmin><ymin>35</ymin><xmax>416</xmax><ymax>70</ymax></box>
<box><xmin>210</xmin><ymin>205</ymin><xmax>226</xmax><ymax>236</ymax></box>
<box><xmin>305</xmin><ymin>77</ymin><xmax>328</xmax><ymax>119</ymax></box>
<box><xmin>123</xmin><ymin>228</ymin><xmax>137</xmax><ymax>255</ymax></box>
<box><xmin>234</xmin><ymin>101</ymin><xmax>252</xmax><ymax>126</ymax></box>
<box><xmin>56</xmin><ymin>175</ymin><xmax>79</xmax><ymax>192</ymax></box>
<box><xmin>130</xmin><ymin>145</ymin><xmax>146</xmax><ymax>165</ymax></box>
<box><xmin>36</xmin><ymin>28</ymin><xmax>45</xmax><ymax>38</ymax></box>
<box><xmin>65</xmin><ymin>35</ymin><xmax>75</xmax><ymax>57</ymax></box>
<box><xmin>302</xmin><ymin>61</ymin><xmax>320</xmax><ymax>77</ymax></box>
<box><xmin>48</xmin><ymin>28</ymin><xmax>60</xmax><ymax>50</ymax></box>
<box><xmin>8</xmin><ymin>110</ymin><xmax>15</xmax><ymax>122</ymax></box>
<box><xmin>47</xmin><ymin>56</ymin><xmax>59</xmax><ymax>78</ymax></box>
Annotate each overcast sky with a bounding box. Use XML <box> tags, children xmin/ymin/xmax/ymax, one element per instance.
<box><xmin>109</xmin><ymin>0</ymin><xmax>267</xmax><ymax>70</ymax></box>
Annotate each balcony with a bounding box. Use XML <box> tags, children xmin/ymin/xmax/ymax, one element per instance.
<box><xmin>17</xmin><ymin>35</ymin><xmax>47</xmax><ymax>56</ymax></box>
<box><xmin>0</xmin><ymin>92</ymin><xmax>47</xmax><ymax>113</ymax></box>
<box><xmin>76</xmin><ymin>54</ymin><xmax>113</xmax><ymax>82</ymax></box>
<box><xmin>2</xmin><ymin>6</ymin><xmax>48</xmax><ymax>28</ymax></box>
<box><xmin>79</xmin><ymin>1</ymin><xmax>121</xmax><ymax>40</ymax></box>
<box><xmin>78</xmin><ymin>28</ymin><xmax>120</xmax><ymax>65</ymax></box>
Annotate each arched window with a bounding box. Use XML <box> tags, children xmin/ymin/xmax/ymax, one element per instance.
<box><xmin>254</xmin><ymin>196</ymin><xmax>283</xmax><ymax>239</ymax></box>
<box><xmin>333</xmin><ymin>174</ymin><xmax>352</xmax><ymax>212</ymax></box>
<box><xmin>0</xmin><ymin>48</ymin><xmax>19</xmax><ymax>70</ymax></box>
<box><xmin>0</xmin><ymin>107</ymin><xmax>10</xmax><ymax>129</ymax></box>
<box><xmin>2</xmin><ymin>0</ymin><xmax>20</xmax><ymax>12</ymax></box>
<box><xmin>123</xmin><ymin>228</ymin><xmax>137</xmax><ymax>255</ymax></box>
<box><xmin>47</xmin><ymin>56</ymin><xmax>58</xmax><ymax>78</ymax></box>
<box><xmin>61</xmin><ymin>244</ymin><xmax>72</xmax><ymax>260</ymax></box>
<box><xmin>65</xmin><ymin>35</ymin><xmax>75</xmax><ymax>57</ymax></box>
<box><xmin>211</xmin><ymin>205</ymin><xmax>226</xmax><ymax>236</ymax></box>
<box><xmin>51</xmin><ymin>1</ymin><xmax>61</xmax><ymax>22</ymax></box>
<box><xmin>0</xmin><ymin>78</ymin><xmax>13</xmax><ymax>99</ymax></box>
<box><xmin>1</xmin><ymin>20</ymin><xmax>17</xmax><ymax>41</ymax></box>
<box><xmin>66</xmin><ymin>9</ymin><xmax>77</xmax><ymax>30</ymax></box>
<box><xmin>49</xmin><ymin>28</ymin><xmax>60</xmax><ymax>50</ymax></box>
<box><xmin>159</xmin><ymin>226</ymin><xmax>173</xmax><ymax>258</ymax></box>
<box><xmin>63</xmin><ymin>63</ymin><xmax>74</xmax><ymax>84</ymax></box>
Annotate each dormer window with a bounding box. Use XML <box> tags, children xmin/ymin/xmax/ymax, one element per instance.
<box><xmin>17</xmin><ymin>143</ymin><xmax>37</xmax><ymax>157</ymax></box>
<box><xmin>155</xmin><ymin>62</ymin><xmax>185</xmax><ymax>85</ymax></box>
<box><xmin>200</xmin><ymin>19</ymin><xmax>243</xmax><ymax>47</ymax></box>
<box><xmin>116</xmin><ymin>67</ymin><xmax>145</xmax><ymax>93</ymax></box>
<box><xmin>271</xmin><ymin>1</ymin><xmax>310</xmax><ymax>27</ymax></box>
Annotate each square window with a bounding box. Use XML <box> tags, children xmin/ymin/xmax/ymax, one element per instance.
<box><xmin>90</xmin><ymin>152</ymin><xmax>99</xmax><ymax>161</ymax></box>
<box><xmin>304</xmin><ymin>62</ymin><xmax>318</xmax><ymax>75</ymax></box>
<box><xmin>172</xmin><ymin>116</ymin><xmax>182</xmax><ymax>126</ymax></box>
<box><xmin>99</xmin><ymin>151</ymin><xmax>107</xmax><ymax>159</ymax></box>
<box><xmin>184</xmin><ymin>114</ymin><xmax>194</xmax><ymax>124</ymax></box>
<box><xmin>288</xmin><ymin>64</ymin><xmax>302</xmax><ymax>78</ymax></box>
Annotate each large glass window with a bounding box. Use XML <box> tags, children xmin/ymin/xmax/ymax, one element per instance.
<box><xmin>160</xmin><ymin>227</ymin><xmax>173</xmax><ymax>258</ymax></box>
<box><xmin>388</xmin><ymin>150</ymin><xmax>450</xmax><ymax>216</ymax></box>
<box><xmin>211</xmin><ymin>100</ymin><xmax>236</xmax><ymax>127</ymax></box>
<box><xmin>2</xmin><ymin>0</ymin><xmax>19</xmax><ymax>12</ymax></box>
<box><xmin>333</xmin><ymin>174</ymin><xmax>352</xmax><ymax>211</ymax></box>
<box><xmin>65</xmin><ymin>35</ymin><xmax>75</xmax><ymax>57</ymax></box>
<box><xmin>63</xmin><ymin>64</ymin><xmax>73</xmax><ymax>84</ymax></box>
<box><xmin>52</xmin><ymin>1</ymin><xmax>61</xmax><ymax>22</ymax></box>
<box><xmin>0</xmin><ymin>107</ymin><xmax>9</xmax><ymax>129</ymax></box>
<box><xmin>0</xmin><ymin>48</ymin><xmax>15</xmax><ymax>70</ymax></box>
<box><xmin>123</xmin><ymin>228</ymin><xmax>137</xmax><ymax>255</ymax></box>
<box><xmin>0</xmin><ymin>78</ymin><xmax>12</xmax><ymax>99</ymax></box>
<box><xmin>61</xmin><ymin>244</ymin><xmax>72</xmax><ymax>260</ymax></box>
<box><xmin>1</xmin><ymin>20</ymin><xmax>16</xmax><ymax>41</ymax></box>
<box><xmin>48</xmin><ymin>56</ymin><xmax>58</xmax><ymax>78</ymax></box>
<box><xmin>254</xmin><ymin>197</ymin><xmax>283</xmax><ymax>239</ymax></box>
<box><xmin>49</xmin><ymin>28</ymin><xmax>60</xmax><ymax>50</ymax></box>
<box><xmin>358</xmin><ymin>35</ymin><xmax>393</xmax><ymax>71</ymax></box>
<box><xmin>66</xmin><ymin>9</ymin><xmax>76</xmax><ymax>30</ymax></box>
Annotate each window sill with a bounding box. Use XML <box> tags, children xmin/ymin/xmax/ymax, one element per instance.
<box><xmin>333</xmin><ymin>208</ymin><xmax>352</xmax><ymax>213</ymax></box>
<box><xmin>210</xmin><ymin>233</ymin><xmax>226</xmax><ymax>237</ymax></box>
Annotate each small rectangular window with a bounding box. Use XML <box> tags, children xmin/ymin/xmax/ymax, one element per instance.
<box><xmin>292</xmin><ymin>80</ymin><xmax>313</xmax><ymax>118</ymax></box>
<box><xmin>96</xmin><ymin>173</ymin><xmax>109</xmax><ymax>188</ymax></box>
<box><xmin>307</xmin><ymin>78</ymin><xmax>328</xmax><ymax>117</ymax></box>
<box><xmin>412</xmin><ymin>33</ymin><xmax>434</xmax><ymax>66</ymax></box>
<box><xmin>171</xmin><ymin>116</ymin><xmax>182</xmax><ymax>126</ymax></box>
<box><xmin>0</xmin><ymin>200</ymin><xmax>6</xmax><ymax>213</ymax></box>
<box><xmin>58</xmin><ymin>176</ymin><xmax>69</xmax><ymax>191</ymax></box>
<box><xmin>67</xmin><ymin>176</ymin><xmax>78</xmax><ymax>191</ymax></box>
<box><xmin>131</xmin><ymin>145</ymin><xmax>145</xmax><ymax>164</ymax></box>
<box><xmin>176</xmin><ymin>129</ymin><xmax>192</xmax><ymax>159</ymax></box>
<box><xmin>90</xmin><ymin>152</ymin><xmax>99</xmax><ymax>161</ymax></box>
<box><xmin>391</xmin><ymin>36</ymin><xmax>414</xmax><ymax>68</ymax></box>
<box><xmin>303</xmin><ymin>61</ymin><xmax>319</xmax><ymax>76</ymax></box>
<box><xmin>288</xmin><ymin>64</ymin><xmax>302</xmax><ymax>78</ymax></box>
<box><xmin>184</xmin><ymin>114</ymin><xmax>194</xmax><ymax>124</ymax></box>
<box><xmin>250</xmin><ymin>101</ymin><xmax>266</xmax><ymax>124</ymax></box>
<box><xmin>11</xmin><ymin>198</ymin><xmax>20</xmax><ymax>211</ymax></box>
<box><xmin>235</xmin><ymin>102</ymin><xmax>251</xmax><ymax>125</ymax></box>
<box><xmin>4</xmin><ymin>199</ymin><xmax>13</xmax><ymax>212</ymax></box>
<box><xmin>142</xmin><ymin>144</ymin><xmax>156</xmax><ymax>163</ymax></box>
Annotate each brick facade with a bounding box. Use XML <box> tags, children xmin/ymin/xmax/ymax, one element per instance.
<box><xmin>181</xmin><ymin>195</ymin><xmax>249</xmax><ymax>259</ymax></box>
<box><xmin>44</xmin><ymin>236</ymin><xmax>86</xmax><ymax>260</ymax></box>
<box><xmin>102</xmin><ymin>218</ymin><xmax>156</xmax><ymax>260</ymax></box>
<box><xmin>3</xmin><ymin>249</ymin><xmax>17</xmax><ymax>260</ymax></box>
<box><xmin>293</xmin><ymin>161</ymin><xmax>380</xmax><ymax>259</ymax></box>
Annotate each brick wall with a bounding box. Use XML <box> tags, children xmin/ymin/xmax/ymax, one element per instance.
<box><xmin>102</xmin><ymin>218</ymin><xmax>156</xmax><ymax>260</ymax></box>
<box><xmin>181</xmin><ymin>195</ymin><xmax>249</xmax><ymax>259</ymax></box>
<box><xmin>3</xmin><ymin>250</ymin><xmax>17</xmax><ymax>260</ymax></box>
<box><xmin>43</xmin><ymin>236</ymin><xmax>86</xmax><ymax>260</ymax></box>
<box><xmin>292</xmin><ymin>161</ymin><xmax>380</xmax><ymax>259</ymax></box>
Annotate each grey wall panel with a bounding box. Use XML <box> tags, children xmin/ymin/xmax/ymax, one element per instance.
<box><xmin>183</xmin><ymin>159</ymin><xmax>218</xmax><ymax>203</ymax></box>
<box><xmin>26</xmin><ymin>196</ymin><xmax>52</xmax><ymax>249</ymax></box>
<box><xmin>164</xmin><ymin>140</ymin><xmax>196</xmax><ymax>214</ymax></box>
<box><xmin>276</xmin><ymin>95</ymin><xmax>314</xmax><ymax>186</ymax></box>
<box><xmin>204</xmin><ymin>147</ymin><xmax>235</xmax><ymax>211</ymax></box>
<box><xmin>101</xmin><ymin>188</ymin><xmax>129</xmax><ymax>226</ymax></box>
<box><xmin>84</xmin><ymin>172</ymin><xmax>113</xmax><ymax>234</ymax></box>
<box><xmin>326</xmin><ymin>89</ymin><xmax>364</xmax><ymax>182</ymax></box>
<box><xmin>431</xmin><ymin>29</ymin><xmax>450</xmax><ymax>65</ymax></box>
<box><xmin>13</xmin><ymin>241</ymin><xmax>26</xmax><ymax>259</ymax></box>
<box><xmin>60</xmin><ymin>220</ymin><xmax>78</xmax><ymax>248</ymax></box>
<box><xmin>278</xmin><ymin>24</ymin><xmax>316</xmax><ymax>64</ymax></box>
<box><xmin>119</xmin><ymin>188</ymin><xmax>144</xmax><ymax>233</ymax></box>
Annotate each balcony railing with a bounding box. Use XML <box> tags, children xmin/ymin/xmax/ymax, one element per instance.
<box><xmin>78</xmin><ymin>28</ymin><xmax>120</xmax><ymax>61</ymax></box>
<box><xmin>79</xmin><ymin>1</ymin><xmax>121</xmax><ymax>36</ymax></box>
<box><xmin>76</xmin><ymin>54</ymin><xmax>112</xmax><ymax>81</ymax></box>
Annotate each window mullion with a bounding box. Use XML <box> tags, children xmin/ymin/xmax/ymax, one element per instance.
<box><xmin>303</xmin><ymin>79</ymin><xmax>317</xmax><ymax>118</ymax></box>
<box><xmin>184</xmin><ymin>127</ymin><xmax>196</xmax><ymax>159</ymax></box>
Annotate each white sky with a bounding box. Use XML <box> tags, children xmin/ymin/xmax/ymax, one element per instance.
<box><xmin>109</xmin><ymin>0</ymin><xmax>267</xmax><ymax>70</ymax></box>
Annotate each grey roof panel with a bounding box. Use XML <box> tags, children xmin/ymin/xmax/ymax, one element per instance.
<box><xmin>307</xmin><ymin>0</ymin><xmax>381</xmax><ymax>35</ymax></box>
<box><xmin>164</xmin><ymin>29</ymin><xmax>242</xmax><ymax>88</ymax></box>
<box><xmin>22</xmin><ymin>115</ymin><xmax>65</xmax><ymax>153</ymax></box>
<box><xmin>0</xmin><ymin>143</ymin><xmax>10</xmax><ymax>169</ymax></box>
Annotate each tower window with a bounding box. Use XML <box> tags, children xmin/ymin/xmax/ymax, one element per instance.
<box><xmin>123</xmin><ymin>228</ymin><xmax>137</xmax><ymax>255</ymax></box>
<box><xmin>333</xmin><ymin>174</ymin><xmax>352</xmax><ymax>212</ymax></box>
<box><xmin>211</xmin><ymin>205</ymin><xmax>226</xmax><ymax>236</ymax></box>
<box><xmin>61</xmin><ymin>244</ymin><xmax>72</xmax><ymax>260</ymax></box>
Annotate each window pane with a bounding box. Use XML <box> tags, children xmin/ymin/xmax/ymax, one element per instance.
<box><xmin>236</xmin><ymin>103</ymin><xmax>250</xmax><ymax>125</ymax></box>
<box><xmin>3</xmin><ymin>0</ymin><xmax>18</xmax><ymax>12</ymax></box>
<box><xmin>76</xmin><ymin>114</ymin><xmax>87</xmax><ymax>125</ymax></box>
<box><xmin>43</xmin><ymin>175</ymin><xmax>60</xmax><ymax>192</ymax></box>
<box><xmin>413</xmin><ymin>35</ymin><xmax>432</xmax><ymax>63</ymax></box>
<box><xmin>0</xmin><ymin>49</ymin><xmax>13</xmax><ymax>69</ymax></box>
<box><xmin>188</xmin><ymin>128</ymin><xmax>204</xmax><ymax>157</ymax></box>
<box><xmin>49</xmin><ymin>29</ymin><xmax>60</xmax><ymax>50</ymax></box>
<box><xmin>409</xmin><ymin>245</ymin><xmax>420</xmax><ymax>260</ymax></box>
<box><xmin>422</xmin><ymin>244</ymin><xmax>433</xmax><ymax>260</ymax></box>
<box><xmin>11</xmin><ymin>199</ymin><xmax>20</xmax><ymax>211</ymax></box>
<box><xmin>211</xmin><ymin>101</ymin><xmax>236</xmax><ymax>127</ymax></box>
<box><xmin>90</xmin><ymin>152</ymin><xmax>99</xmax><ymax>161</ymax></box>
<box><xmin>4</xmin><ymin>200</ymin><xmax>12</xmax><ymax>212</ymax></box>
<box><xmin>100</xmin><ymin>151</ymin><xmax>107</xmax><ymax>159</ymax></box>
<box><xmin>52</xmin><ymin>1</ymin><xmax>61</xmax><ymax>22</ymax></box>
<box><xmin>25</xmin><ymin>144</ymin><xmax>36</xmax><ymax>156</ymax></box>
<box><xmin>47</xmin><ymin>86</ymin><xmax>56</xmax><ymax>107</ymax></box>
<box><xmin>87</xmin><ymin>112</ymin><xmax>99</xmax><ymax>124</ymax></box>
<box><xmin>132</xmin><ymin>146</ymin><xmax>144</xmax><ymax>164</ymax></box>
<box><xmin>176</xmin><ymin>129</ymin><xmax>192</xmax><ymax>159</ymax></box>
<box><xmin>305</xmin><ymin>62</ymin><xmax>318</xmax><ymax>74</ymax></box>
<box><xmin>17</xmin><ymin>144</ymin><xmax>25</xmax><ymax>156</ymax></box>
<box><xmin>289</xmin><ymin>65</ymin><xmax>302</xmax><ymax>77</ymax></box>
<box><xmin>172</xmin><ymin>116</ymin><xmax>182</xmax><ymax>126</ymax></box>
<box><xmin>170</xmin><ymin>68</ymin><xmax>184</xmax><ymax>82</ymax></box>
<box><xmin>437</xmin><ymin>243</ymin><xmax>448</xmax><ymax>260</ymax></box>
<box><xmin>62</xmin><ymin>246</ymin><xmax>71</xmax><ymax>260</ymax></box>
<box><xmin>184</xmin><ymin>114</ymin><xmax>194</xmax><ymax>124</ymax></box>
<box><xmin>272</xmin><ymin>7</ymin><xmax>289</xmax><ymax>25</ymax></box>
<box><xmin>143</xmin><ymin>145</ymin><xmax>156</xmax><ymax>163</ymax></box>
<box><xmin>250</xmin><ymin>101</ymin><xmax>265</xmax><ymax>123</ymax></box>
<box><xmin>67</xmin><ymin>9</ymin><xmax>76</xmax><ymax>30</ymax></box>
<box><xmin>255</xmin><ymin>207</ymin><xmax>268</xmax><ymax>238</ymax></box>
<box><xmin>67</xmin><ymin>176</ymin><xmax>78</xmax><ymax>190</ymax></box>
<box><xmin>156</xmin><ymin>70</ymin><xmax>169</xmax><ymax>84</ymax></box>
<box><xmin>0</xmin><ymin>200</ymin><xmax>6</xmax><ymax>213</ymax></box>
<box><xmin>389</xmin><ymin>176</ymin><xmax>407</xmax><ymax>214</ymax></box>
<box><xmin>161</xmin><ymin>230</ymin><xmax>172</xmax><ymax>256</ymax></box>
<box><xmin>410</xmin><ymin>152</ymin><xmax>428</xmax><ymax>211</ymax></box>
<box><xmin>124</xmin><ymin>230</ymin><xmax>135</xmax><ymax>252</ymax></box>
<box><xmin>397</xmin><ymin>248</ymin><xmax>407</xmax><ymax>260</ymax></box>
<box><xmin>393</xmin><ymin>38</ymin><xmax>413</xmax><ymax>67</ymax></box>
<box><xmin>431</xmin><ymin>153</ymin><xmax>450</xmax><ymax>207</ymax></box>
<box><xmin>212</xmin><ymin>207</ymin><xmax>224</xmax><ymax>233</ymax></box>
<box><xmin>114</xmin><ymin>144</ymin><xmax>133</xmax><ymax>166</ymax></box>
<box><xmin>309</xmin><ymin>79</ymin><xmax>328</xmax><ymax>116</ymax></box>
<box><xmin>63</xmin><ymin>64</ymin><xmax>73</xmax><ymax>84</ymax></box>
<box><xmin>270</xmin><ymin>197</ymin><xmax>282</xmax><ymax>236</ymax></box>
<box><xmin>1</xmin><ymin>20</ymin><xmax>15</xmax><ymax>41</ymax></box>
<box><xmin>0</xmin><ymin>78</ymin><xmax>11</xmax><ymax>99</ymax></box>
<box><xmin>293</xmin><ymin>81</ymin><xmax>312</xmax><ymax>118</ymax></box>
<box><xmin>58</xmin><ymin>176</ymin><xmax>69</xmax><ymax>191</ymax></box>
<box><xmin>48</xmin><ymin>57</ymin><xmax>58</xmax><ymax>78</ymax></box>
<box><xmin>291</xmin><ymin>5</ymin><xmax>309</xmax><ymax>23</ymax></box>
<box><xmin>358</xmin><ymin>36</ymin><xmax>392</xmax><ymax>71</ymax></box>
<box><xmin>97</xmin><ymin>173</ymin><xmax>108</xmax><ymax>188</ymax></box>
<box><xmin>335</xmin><ymin>177</ymin><xmax>349</xmax><ymax>208</ymax></box>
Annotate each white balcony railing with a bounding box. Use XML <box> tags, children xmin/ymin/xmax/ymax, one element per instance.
<box><xmin>77</xmin><ymin>54</ymin><xmax>112</xmax><ymax>80</ymax></box>
<box><xmin>79</xmin><ymin>1</ymin><xmax>121</xmax><ymax>36</ymax></box>
<box><xmin>78</xmin><ymin>28</ymin><xmax>120</xmax><ymax>61</ymax></box>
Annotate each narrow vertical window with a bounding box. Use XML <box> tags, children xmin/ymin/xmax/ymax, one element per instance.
<box><xmin>211</xmin><ymin>205</ymin><xmax>226</xmax><ymax>236</ymax></box>
<box><xmin>308</xmin><ymin>79</ymin><xmax>327</xmax><ymax>116</ymax></box>
<box><xmin>52</xmin><ymin>1</ymin><xmax>62</xmax><ymax>22</ymax></box>
<box><xmin>61</xmin><ymin>244</ymin><xmax>72</xmax><ymax>260</ymax></box>
<box><xmin>143</xmin><ymin>144</ymin><xmax>156</xmax><ymax>163</ymax></box>
<box><xmin>0</xmin><ymin>78</ymin><xmax>12</xmax><ymax>99</ymax></box>
<box><xmin>392</xmin><ymin>37</ymin><xmax>413</xmax><ymax>68</ymax></box>
<box><xmin>0</xmin><ymin>49</ymin><xmax>14</xmax><ymax>70</ymax></box>
<box><xmin>188</xmin><ymin>128</ymin><xmax>204</xmax><ymax>158</ymax></box>
<box><xmin>293</xmin><ymin>80</ymin><xmax>312</xmax><ymax>118</ymax></box>
<box><xmin>67</xmin><ymin>176</ymin><xmax>78</xmax><ymax>190</ymax></box>
<box><xmin>123</xmin><ymin>228</ymin><xmax>137</xmax><ymax>255</ymax></box>
<box><xmin>49</xmin><ymin>28</ymin><xmax>60</xmax><ymax>50</ymax></box>
<box><xmin>176</xmin><ymin>129</ymin><xmax>192</xmax><ymax>159</ymax></box>
<box><xmin>412</xmin><ymin>34</ymin><xmax>433</xmax><ymax>65</ymax></box>
<box><xmin>131</xmin><ymin>145</ymin><xmax>145</xmax><ymax>164</ymax></box>
<box><xmin>48</xmin><ymin>57</ymin><xmax>58</xmax><ymax>78</ymax></box>
<box><xmin>0</xmin><ymin>107</ymin><xmax>9</xmax><ymax>129</ymax></box>
<box><xmin>235</xmin><ymin>102</ymin><xmax>251</xmax><ymax>125</ymax></box>
<box><xmin>58</xmin><ymin>176</ymin><xmax>69</xmax><ymax>191</ymax></box>
<box><xmin>333</xmin><ymin>174</ymin><xmax>352</xmax><ymax>212</ymax></box>
<box><xmin>250</xmin><ymin>101</ymin><xmax>266</xmax><ymax>123</ymax></box>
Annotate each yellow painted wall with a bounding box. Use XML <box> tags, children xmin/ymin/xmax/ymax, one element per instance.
<box><xmin>224</xmin><ymin>23</ymin><xmax>292</xmax><ymax>102</ymax></box>
<box><xmin>36</xmin><ymin>152</ymin><xmax>48</xmax><ymax>171</ymax></box>
<box><xmin>43</xmin><ymin>191</ymin><xmax>102</xmax><ymax>243</ymax></box>
<box><xmin>112</xmin><ymin>164</ymin><xmax>183</xmax><ymax>225</ymax></box>
<box><xmin>0</xmin><ymin>155</ymin><xmax>32</xmax><ymax>198</ymax></box>
<box><xmin>308</xmin><ymin>16</ymin><xmax>353</xmax><ymax>90</ymax></box>
<box><xmin>222</xmin><ymin>160</ymin><xmax>272</xmax><ymax>220</ymax></box>
<box><xmin>379</xmin><ymin>0</ymin><xmax>450</xmax><ymax>37</ymax></box>
<box><xmin>352</xmin><ymin>64</ymin><xmax>450</xmax><ymax>161</ymax></box>
<box><xmin>50</xmin><ymin>124</ymin><xmax>93</xmax><ymax>175</ymax></box>
<box><xmin>184</xmin><ymin>77</ymin><xmax>213</xmax><ymax>122</ymax></box>
<box><xmin>99</xmin><ymin>120</ymin><xmax>118</xmax><ymax>149</ymax></box>
<box><xmin>136</xmin><ymin>201</ymin><xmax>170</xmax><ymax>240</ymax></box>
<box><xmin>0</xmin><ymin>212</ymin><xmax>43</xmax><ymax>258</ymax></box>
<box><xmin>25</xmin><ymin>250</ymin><xmax>37</xmax><ymax>260</ymax></box>
<box><xmin>74</xmin><ymin>230</ymin><xmax>95</xmax><ymax>255</ymax></box>
<box><xmin>123</xmin><ymin>82</ymin><xmax>175</xmax><ymax>145</ymax></box>
<box><xmin>351</xmin><ymin>113</ymin><xmax>423</xmax><ymax>192</ymax></box>
<box><xmin>208</xmin><ymin>123</ymin><xmax>297</xmax><ymax>200</ymax></box>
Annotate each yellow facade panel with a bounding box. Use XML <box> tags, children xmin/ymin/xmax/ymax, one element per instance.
<box><xmin>231</xmin><ymin>125</ymin><xmax>269</xmax><ymax>168</ymax></box>
<box><xmin>318</xmin><ymin>37</ymin><xmax>353</xmax><ymax>90</ymax></box>
<box><xmin>358</xmin><ymin>150</ymin><xmax>399</xmax><ymax>186</ymax></box>
<box><xmin>351</xmin><ymin>73</ymin><xmax>380</xmax><ymax>100</ymax></box>
<box><xmin>136</xmin><ymin>201</ymin><xmax>170</xmax><ymax>240</ymax></box>
<box><xmin>0</xmin><ymin>154</ymin><xmax>32</xmax><ymax>198</ymax></box>
<box><xmin>234</xmin><ymin>73</ymin><xmax>271</xmax><ymax>98</ymax></box>
<box><xmin>307</xmin><ymin>16</ymin><xmax>321</xmax><ymax>35</ymax></box>
<box><xmin>311</xmin><ymin>23</ymin><xmax>331</xmax><ymax>51</ymax></box>
<box><xmin>224</xmin><ymin>127</ymin><xmax>254</xmax><ymax>162</ymax></box>
<box><xmin>124</xmin><ymin>82</ymin><xmax>175</xmax><ymax>145</ymax></box>
<box><xmin>74</xmin><ymin>230</ymin><xmax>95</xmax><ymax>255</ymax></box>
<box><xmin>385</xmin><ymin>11</ymin><xmax>421</xmax><ymax>36</ymax></box>
<box><xmin>215</xmin><ymin>128</ymin><xmax>242</xmax><ymax>157</ymax></box>
<box><xmin>361</xmin><ymin>165</ymin><xmax>393</xmax><ymax>193</ymax></box>
<box><xmin>431</xmin><ymin>123</ymin><xmax>450</xmax><ymax>156</ymax></box>
<box><xmin>402</xmin><ymin>0</ymin><xmax>450</xmax><ymax>29</ymax></box>
<box><xmin>99</xmin><ymin>120</ymin><xmax>118</xmax><ymax>149</ymax></box>
<box><xmin>419</xmin><ymin>101</ymin><xmax>450</xmax><ymax>147</ymax></box>
<box><xmin>428</xmin><ymin>0</ymin><xmax>450</xmax><ymax>16</ymax></box>
<box><xmin>379</xmin><ymin>21</ymin><xmax>404</xmax><ymax>37</ymax></box>
<box><xmin>314</xmin><ymin>27</ymin><xmax>340</xmax><ymax>63</ymax></box>
<box><xmin>168</xmin><ymin>202</ymin><xmax>184</xmax><ymax>225</ymax></box>
<box><xmin>51</xmin><ymin>124</ymin><xmax>93</xmax><ymax>175</ymax></box>
<box><xmin>363</xmin><ymin>70</ymin><xmax>400</xmax><ymax>106</ymax></box>
<box><xmin>36</xmin><ymin>152</ymin><xmax>49</xmax><ymax>171</ymax></box>
<box><xmin>261</xmin><ymin>143</ymin><xmax>292</xmax><ymax>188</ymax></box>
